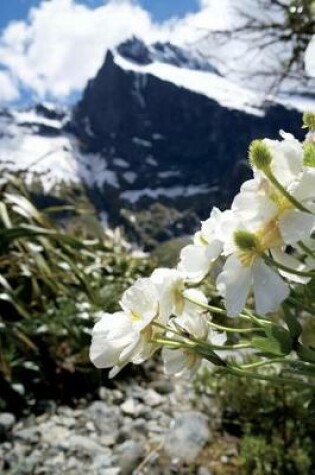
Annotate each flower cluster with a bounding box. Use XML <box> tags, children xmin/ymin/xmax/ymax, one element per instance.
<box><xmin>90</xmin><ymin>114</ymin><xmax>315</xmax><ymax>384</ymax></box>
<box><xmin>179</xmin><ymin>129</ymin><xmax>315</xmax><ymax>317</ymax></box>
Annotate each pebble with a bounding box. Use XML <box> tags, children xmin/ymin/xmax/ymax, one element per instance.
<box><xmin>114</xmin><ymin>440</ymin><xmax>144</xmax><ymax>475</ymax></box>
<box><xmin>41</xmin><ymin>424</ymin><xmax>71</xmax><ymax>445</ymax></box>
<box><xmin>220</xmin><ymin>455</ymin><xmax>229</xmax><ymax>464</ymax></box>
<box><xmin>197</xmin><ymin>467</ymin><xmax>213</xmax><ymax>475</ymax></box>
<box><xmin>0</xmin><ymin>413</ymin><xmax>16</xmax><ymax>431</ymax></box>
<box><xmin>164</xmin><ymin>411</ymin><xmax>211</xmax><ymax>463</ymax></box>
<box><xmin>142</xmin><ymin>389</ymin><xmax>164</xmax><ymax>407</ymax></box>
<box><xmin>61</xmin><ymin>434</ymin><xmax>106</xmax><ymax>454</ymax></box>
<box><xmin>15</xmin><ymin>426</ymin><xmax>39</xmax><ymax>443</ymax></box>
<box><xmin>150</xmin><ymin>380</ymin><xmax>174</xmax><ymax>395</ymax></box>
<box><xmin>121</xmin><ymin>398</ymin><xmax>138</xmax><ymax>416</ymax></box>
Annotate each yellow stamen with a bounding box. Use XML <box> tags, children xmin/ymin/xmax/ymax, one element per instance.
<box><xmin>238</xmin><ymin>250</ymin><xmax>258</xmax><ymax>267</ymax></box>
<box><xmin>257</xmin><ymin>219</ymin><xmax>283</xmax><ymax>251</ymax></box>
<box><xmin>130</xmin><ymin>310</ymin><xmax>142</xmax><ymax>322</ymax></box>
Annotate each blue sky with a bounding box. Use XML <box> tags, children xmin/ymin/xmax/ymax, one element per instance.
<box><xmin>0</xmin><ymin>0</ymin><xmax>199</xmax><ymax>32</ymax></box>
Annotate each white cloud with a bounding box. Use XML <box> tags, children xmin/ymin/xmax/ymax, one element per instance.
<box><xmin>0</xmin><ymin>0</ymin><xmax>265</xmax><ymax>104</ymax></box>
<box><xmin>0</xmin><ymin>0</ymin><xmax>311</xmax><ymax>104</ymax></box>
<box><xmin>0</xmin><ymin>0</ymin><xmax>164</xmax><ymax>102</ymax></box>
<box><xmin>0</xmin><ymin>70</ymin><xmax>19</xmax><ymax>102</ymax></box>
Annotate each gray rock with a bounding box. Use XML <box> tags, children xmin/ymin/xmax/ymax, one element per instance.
<box><xmin>164</xmin><ymin>411</ymin><xmax>210</xmax><ymax>463</ymax></box>
<box><xmin>99</xmin><ymin>469</ymin><xmax>121</xmax><ymax>475</ymax></box>
<box><xmin>150</xmin><ymin>381</ymin><xmax>174</xmax><ymax>395</ymax></box>
<box><xmin>142</xmin><ymin>389</ymin><xmax>164</xmax><ymax>407</ymax></box>
<box><xmin>115</xmin><ymin>440</ymin><xmax>144</xmax><ymax>475</ymax></box>
<box><xmin>131</xmin><ymin>418</ymin><xmax>147</xmax><ymax>433</ymax></box>
<box><xmin>100</xmin><ymin>433</ymin><xmax>118</xmax><ymax>446</ymax></box>
<box><xmin>197</xmin><ymin>467</ymin><xmax>213</xmax><ymax>475</ymax></box>
<box><xmin>15</xmin><ymin>426</ymin><xmax>40</xmax><ymax>443</ymax></box>
<box><xmin>98</xmin><ymin>387</ymin><xmax>109</xmax><ymax>401</ymax></box>
<box><xmin>0</xmin><ymin>412</ymin><xmax>15</xmax><ymax>440</ymax></box>
<box><xmin>121</xmin><ymin>398</ymin><xmax>138</xmax><ymax>416</ymax></box>
<box><xmin>40</xmin><ymin>423</ymin><xmax>71</xmax><ymax>445</ymax></box>
<box><xmin>88</xmin><ymin>401</ymin><xmax>120</xmax><ymax>441</ymax></box>
<box><xmin>93</xmin><ymin>453</ymin><xmax>113</xmax><ymax>469</ymax></box>
<box><xmin>85</xmin><ymin>421</ymin><xmax>96</xmax><ymax>431</ymax></box>
<box><xmin>61</xmin><ymin>416</ymin><xmax>76</xmax><ymax>428</ymax></box>
<box><xmin>61</xmin><ymin>435</ymin><xmax>106</xmax><ymax>455</ymax></box>
<box><xmin>0</xmin><ymin>413</ymin><xmax>16</xmax><ymax>431</ymax></box>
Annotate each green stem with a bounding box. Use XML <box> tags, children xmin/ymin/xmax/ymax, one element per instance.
<box><xmin>207</xmin><ymin>320</ymin><xmax>263</xmax><ymax>334</ymax></box>
<box><xmin>240</xmin><ymin>358</ymin><xmax>291</xmax><ymax>370</ymax></box>
<box><xmin>210</xmin><ymin>342</ymin><xmax>252</xmax><ymax>350</ymax></box>
<box><xmin>298</xmin><ymin>241</ymin><xmax>315</xmax><ymax>259</ymax></box>
<box><xmin>183</xmin><ymin>296</ymin><xmax>226</xmax><ymax>316</ymax></box>
<box><xmin>264</xmin><ymin>167</ymin><xmax>312</xmax><ymax>214</ymax></box>
<box><xmin>184</xmin><ymin>295</ymin><xmax>268</xmax><ymax>328</ymax></box>
<box><xmin>153</xmin><ymin>336</ymin><xmax>196</xmax><ymax>349</ymax></box>
<box><xmin>263</xmin><ymin>254</ymin><xmax>315</xmax><ymax>278</ymax></box>
<box><xmin>226</xmin><ymin>365</ymin><xmax>315</xmax><ymax>388</ymax></box>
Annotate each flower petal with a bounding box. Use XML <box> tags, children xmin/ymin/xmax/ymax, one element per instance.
<box><xmin>177</xmin><ymin>244</ymin><xmax>210</xmax><ymax>283</ymax></box>
<box><xmin>253</xmin><ymin>258</ymin><xmax>289</xmax><ymax>315</ymax></box>
<box><xmin>271</xmin><ymin>248</ymin><xmax>311</xmax><ymax>284</ymax></box>
<box><xmin>89</xmin><ymin>312</ymin><xmax>134</xmax><ymax>368</ymax></box>
<box><xmin>162</xmin><ymin>347</ymin><xmax>188</xmax><ymax>375</ymax></box>
<box><xmin>120</xmin><ymin>278</ymin><xmax>158</xmax><ymax>329</ymax></box>
<box><xmin>279</xmin><ymin>210</ymin><xmax>315</xmax><ymax>244</ymax></box>
<box><xmin>216</xmin><ymin>254</ymin><xmax>252</xmax><ymax>317</ymax></box>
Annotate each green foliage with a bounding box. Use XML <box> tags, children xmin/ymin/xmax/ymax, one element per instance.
<box><xmin>194</xmin><ymin>366</ymin><xmax>315</xmax><ymax>474</ymax></box>
<box><xmin>240</xmin><ymin>434</ymin><xmax>311</xmax><ymax>475</ymax></box>
<box><xmin>0</xmin><ymin>179</ymin><xmax>154</xmax><ymax>413</ymax></box>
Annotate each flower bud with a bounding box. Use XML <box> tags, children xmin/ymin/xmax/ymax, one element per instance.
<box><xmin>248</xmin><ymin>140</ymin><xmax>272</xmax><ymax>171</ymax></box>
<box><xmin>234</xmin><ymin>230</ymin><xmax>259</xmax><ymax>252</ymax></box>
<box><xmin>303</xmin><ymin>112</ymin><xmax>315</xmax><ymax>130</ymax></box>
<box><xmin>303</xmin><ymin>142</ymin><xmax>315</xmax><ymax>168</ymax></box>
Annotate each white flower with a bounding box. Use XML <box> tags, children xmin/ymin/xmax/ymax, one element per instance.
<box><xmin>232</xmin><ymin>168</ymin><xmax>315</xmax><ymax>247</ymax></box>
<box><xmin>162</xmin><ymin>312</ymin><xmax>226</xmax><ymax>378</ymax></box>
<box><xmin>90</xmin><ymin>278</ymin><xmax>160</xmax><ymax>376</ymax></box>
<box><xmin>216</xmin><ymin>253</ymin><xmax>289</xmax><ymax>317</ymax></box>
<box><xmin>177</xmin><ymin>207</ymin><xmax>223</xmax><ymax>283</ymax></box>
<box><xmin>181</xmin><ymin>288</ymin><xmax>208</xmax><ymax>315</ymax></box>
<box><xmin>261</xmin><ymin>132</ymin><xmax>303</xmax><ymax>187</ymax></box>
<box><xmin>150</xmin><ymin>268</ymin><xmax>184</xmax><ymax>321</ymax></box>
<box><xmin>279</xmin><ymin>169</ymin><xmax>315</xmax><ymax>244</ymax></box>
<box><xmin>119</xmin><ymin>278</ymin><xmax>159</xmax><ymax>330</ymax></box>
<box><xmin>89</xmin><ymin>311</ymin><xmax>140</xmax><ymax>377</ymax></box>
<box><xmin>232</xmin><ymin>178</ymin><xmax>277</xmax><ymax>230</ymax></box>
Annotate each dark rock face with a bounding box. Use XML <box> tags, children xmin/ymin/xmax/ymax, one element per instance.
<box><xmin>71</xmin><ymin>46</ymin><xmax>303</xmax><ymax>245</ymax></box>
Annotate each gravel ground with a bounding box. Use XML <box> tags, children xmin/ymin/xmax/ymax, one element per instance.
<box><xmin>0</xmin><ymin>362</ymin><xmax>234</xmax><ymax>475</ymax></box>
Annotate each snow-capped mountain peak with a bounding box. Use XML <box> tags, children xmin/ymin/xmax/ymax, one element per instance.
<box><xmin>0</xmin><ymin>37</ymin><xmax>305</xmax><ymax>246</ymax></box>
<box><xmin>117</xmin><ymin>37</ymin><xmax>220</xmax><ymax>75</ymax></box>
